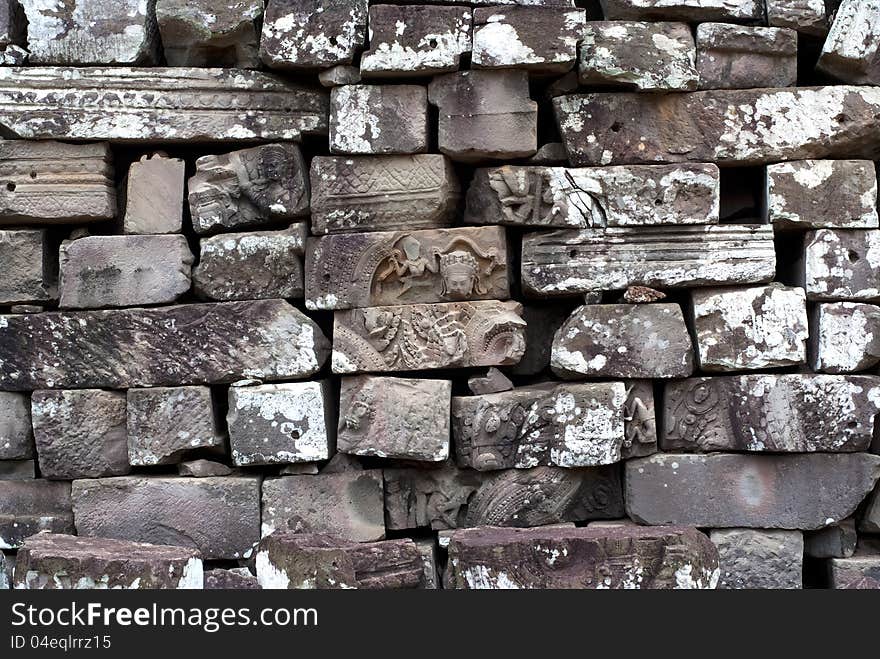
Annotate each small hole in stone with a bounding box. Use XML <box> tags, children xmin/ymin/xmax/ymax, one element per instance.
<box><xmin>610</xmin><ymin>122</ymin><xmax>622</xmax><ymax>133</ymax></box>
<box><xmin>654</xmin><ymin>199</ymin><xmax>662</xmax><ymax>206</ymax></box>
<box><xmin>323</xmin><ymin>272</ymin><xmax>331</xmax><ymax>281</ymax></box>
<box><xmin>848</xmin><ymin>250</ymin><xmax>860</xmax><ymax>263</ymax></box>
<box><xmin>568</xmin><ymin>249</ymin><xmax>577</xmax><ymax>259</ymax></box>
<box><xmin>329</xmin><ymin>35</ymin><xmax>338</xmax><ymax>45</ymax></box>
<box><xmin>288</xmin><ymin>429</ymin><xmax>301</xmax><ymax>439</ymax></box>
<box><xmin>428</xmin><ymin>38</ymin><xmax>438</xmax><ymax>48</ymax></box>
<box><xmin>5</xmin><ymin>182</ymin><xmax>14</xmax><ymax>192</ymax></box>
<box><xmin>29</xmin><ymin>171</ymin><xmax>37</xmax><ymax>179</ymax></box>
<box><xmin>835</xmin><ymin>113</ymin><xmax>849</xmax><ymax>123</ymax></box>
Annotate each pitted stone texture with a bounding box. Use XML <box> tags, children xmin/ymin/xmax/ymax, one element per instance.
<box><xmin>205</xmin><ymin>567</ymin><xmax>260</xmax><ymax>589</ymax></box>
<box><xmin>14</xmin><ymin>533</ymin><xmax>203</xmax><ymax>590</ymax></box>
<box><xmin>662</xmin><ymin>375</ymin><xmax>880</xmax><ymax>453</ymax></box>
<box><xmin>465</xmin><ymin>164</ymin><xmax>720</xmax><ymax>228</ymax></box>
<box><xmin>193</xmin><ymin>224</ymin><xmax>307</xmax><ymax>301</ymax></box>
<box><xmin>310</xmin><ymin>155</ymin><xmax>459</xmax><ymax>234</ymax></box>
<box><xmin>338</xmin><ymin>376</ymin><xmax>450</xmax><ymax>462</ymax></box>
<box><xmin>467</xmin><ymin>368</ymin><xmax>513</xmax><ymax>395</ymax></box>
<box><xmin>452</xmin><ymin>382</ymin><xmax>626</xmax><ymax>470</ymax></box>
<box><xmin>227</xmin><ymin>382</ymin><xmax>332</xmax><ymax>466</ymax></box>
<box><xmin>817</xmin><ymin>0</ymin><xmax>880</xmax><ymax>85</ymax></box>
<box><xmin>766</xmin><ymin>160</ymin><xmax>879</xmax><ymax>229</ymax></box>
<box><xmin>551</xmin><ymin>304</ymin><xmax>694</xmax><ymax>379</ymax></box>
<box><xmin>554</xmin><ymin>87</ymin><xmax>880</xmax><ymax>167</ymax></box>
<box><xmin>189</xmin><ymin>143</ymin><xmax>309</xmax><ymax>235</ymax></box>
<box><xmin>123</xmin><ymin>153</ymin><xmax>185</xmax><ymax>234</ymax></box>
<box><xmin>696</xmin><ymin>24</ymin><xmax>798</xmax><ymax>90</ymax></box>
<box><xmin>805</xmin><ymin>519</ymin><xmax>857</xmax><ymax>558</ymax></box>
<box><xmin>58</xmin><ymin>235</ymin><xmax>193</xmax><ymax>309</ymax></box>
<box><xmin>261</xmin><ymin>471</ymin><xmax>385</xmax><ymax>542</ymax></box>
<box><xmin>305</xmin><ymin>226</ymin><xmax>509</xmax><ymax>311</ymax></box>
<box><xmin>710</xmin><ymin>529</ymin><xmax>803</xmax><ymax>589</ymax></box>
<box><xmin>256</xmin><ymin>532</ymin><xmax>427</xmax><ymax>589</ymax></box>
<box><xmin>329</xmin><ymin>85</ymin><xmax>427</xmax><ymax>155</ymax></box>
<box><xmin>260</xmin><ymin>0</ymin><xmax>367</xmax><ymax>70</ymax></box>
<box><xmin>801</xmin><ymin>229</ymin><xmax>880</xmax><ymax>301</ymax></box>
<box><xmin>472</xmin><ymin>7</ymin><xmax>584</xmax><ymax>74</ymax></box>
<box><xmin>429</xmin><ymin>70</ymin><xmax>537</xmax><ymax>162</ymax></box>
<box><xmin>810</xmin><ymin>302</ymin><xmax>880</xmax><ymax>373</ymax></box>
<box><xmin>0</xmin><ymin>67</ymin><xmax>328</xmax><ymax>142</ymax></box>
<box><xmin>0</xmin><ymin>141</ymin><xmax>115</xmax><ymax>225</ymax></box>
<box><xmin>127</xmin><ymin>387</ymin><xmax>221</xmax><ymax>467</ymax></box>
<box><xmin>521</xmin><ymin>226</ymin><xmax>776</xmax><ymax>296</ymax></box>
<box><xmin>0</xmin><ymin>229</ymin><xmax>54</xmax><ymax>305</ymax></box>
<box><xmin>446</xmin><ymin>525</ymin><xmax>720</xmax><ymax>589</ymax></box>
<box><xmin>766</xmin><ymin>0</ymin><xmax>828</xmax><ymax>36</ymax></box>
<box><xmin>829</xmin><ymin>551</ymin><xmax>880</xmax><ymax>589</ymax></box>
<box><xmin>361</xmin><ymin>5</ymin><xmax>472</xmax><ymax>77</ymax></box>
<box><xmin>32</xmin><ymin>390</ymin><xmax>129</xmax><ymax>480</ymax></box>
<box><xmin>579</xmin><ymin>21</ymin><xmax>697</xmax><ymax>92</ymax></box>
<box><xmin>0</xmin><ymin>393</ymin><xmax>32</xmax><ymax>461</ymax></box>
<box><xmin>384</xmin><ymin>464</ymin><xmax>624</xmax><ymax>531</ymax></box>
<box><xmin>0</xmin><ymin>480</ymin><xmax>73</xmax><ymax>549</ymax></box>
<box><xmin>690</xmin><ymin>285</ymin><xmax>808</xmax><ymax>371</ymax></box>
<box><xmin>72</xmin><ymin>476</ymin><xmax>260</xmax><ymax>560</ymax></box>
<box><xmin>0</xmin><ymin>300</ymin><xmax>328</xmax><ymax>391</ymax></box>
<box><xmin>332</xmin><ymin>300</ymin><xmax>526</xmax><ymax>374</ymax></box>
<box><xmin>156</xmin><ymin>0</ymin><xmax>262</xmax><ymax>68</ymax></box>
<box><xmin>625</xmin><ymin>453</ymin><xmax>880</xmax><ymax>529</ymax></box>
<box><xmin>20</xmin><ymin>0</ymin><xmax>158</xmax><ymax>65</ymax></box>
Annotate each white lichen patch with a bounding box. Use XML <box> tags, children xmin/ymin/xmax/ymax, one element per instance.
<box><xmin>460</xmin><ymin>564</ymin><xmax>522</xmax><ymax>589</ymax></box>
<box><xmin>813</xmin><ymin>302</ymin><xmax>880</xmax><ymax>372</ymax></box>
<box><xmin>255</xmin><ymin>550</ymin><xmax>290</xmax><ymax>589</ymax></box>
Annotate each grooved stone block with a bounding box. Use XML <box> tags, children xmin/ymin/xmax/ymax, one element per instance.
<box><xmin>123</xmin><ymin>153</ymin><xmax>185</xmax><ymax>234</ymax></box>
<box><xmin>0</xmin><ymin>229</ymin><xmax>54</xmax><ymax>305</ymax></box>
<box><xmin>0</xmin><ymin>392</ymin><xmax>32</xmax><ymax>460</ymax></box>
<box><xmin>810</xmin><ymin>302</ymin><xmax>880</xmax><ymax>373</ymax></box>
<box><xmin>696</xmin><ymin>24</ymin><xmax>798</xmax><ymax>90</ymax></box>
<box><xmin>0</xmin><ymin>480</ymin><xmax>73</xmax><ymax>549</ymax></box>
<box><xmin>801</xmin><ymin>229</ymin><xmax>880</xmax><ymax>301</ymax></box>
<box><xmin>330</xmin><ymin>85</ymin><xmax>427</xmax><ymax>155</ymax></box>
<box><xmin>710</xmin><ymin>529</ymin><xmax>803</xmax><ymax>589</ymax></box>
<box><xmin>625</xmin><ymin>453</ymin><xmax>880</xmax><ymax>529</ymax></box>
<box><xmin>599</xmin><ymin>0</ymin><xmax>764</xmax><ymax>23</ymax></box>
<box><xmin>817</xmin><ymin>0</ymin><xmax>880</xmax><ymax>85</ymax></box>
<box><xmin>14</xmin><ymin>533</ymin><xmax>203</xmax><ymax>590</ymax></box>
<box><xmin>72</xmin><ymin>476</ymin><xmax>261</xmax><ymax>560</ymax></box>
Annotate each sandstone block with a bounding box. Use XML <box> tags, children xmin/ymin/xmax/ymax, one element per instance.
<box><xmin>710</xmin><ymin>529</ymin><xmax>803</xmax><ymax>589</ymax></box>
<box><xmin>599</xmin><ymin>0</ymin><xmax>764</xmax><ymax>23</ymax></box>
<box><xmin>805</xmin><ymin>519</ymin><xmax>857</xmax><ymax>558</ymax></box>
<box><xmin>810</xmin><ymin>302</ymin><xmax>880</xmax><ymax>373</ymax></box>
<box><xmin>696</xmin><ymin>24</ymin><xmax>798</xmax><ymax>90</ymax></box>
<box><xmin>817</xmin><ymin>0</ymin><xmax>880</xmax><ymax>84</ymax></box>
<box><xmin>829</xmin><ymin>551</ymin><xmax>880</xmax><ymax>589</ymax></box>
<box><xmin>123</xmin><ymin>153</ymin><xmax>185</xmax><ymax>234</ymax></box>
<box><xmin>0</xmin><ymin>392</ymin><xmax>33</xmax><ymax>460</ymax></box>
<box><xmin>329</xmin><ymin>85</ymin><xmax>427</xmax><ymax>155</ymax></box>
<box><xmin>766</xmin><ymin>0</ymin><xmax>828</xmax><ymax>36</ymax></box>
<box><xmin>801</xmin><ymin>229</ymin><xmax>880</xmax><ymax>301</ymax></box>
<box><xmin>0</xmin><ymin>480</ymin><xmax>73</xmax><ymax>549</ymax></box>
<box><xmin>0</xmin><ymin>229</ymin><xmax>54</xmax><ymax>305</ymax></box>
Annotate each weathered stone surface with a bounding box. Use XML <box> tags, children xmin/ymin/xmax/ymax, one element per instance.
<box><xmin>696</xmin><ymin>23</ymin><xmax>798</xmax><ymax>90</ymax></box>
<box><xmin>810</xmin><ymin>302</ymin><xmax>880</xmax><ymax>373</ymax></box>
<box><xmin>817</xmin><ymin>0</ymin><xmax>880</xmax><ymax>85</ymax></box>
<box><xmin>0</xmin><ymin>460</ymin><xmax>35</xmax><ymax>480</ymax></box>
<box><xmin>662</xmin><ymin>375</ymin><xmax>880</xmax><ymax>453</ymax></box>
<box><xmin>14</xmin><ymin>533</ymin><xmax>203</xmax><ymax>590</ymax></box>
<box><xmin>0</xmin><ymin>392</ymin><xmax>32</xmax><ymax>460</ymax></box>
<box><xmin>554</xmin><ymin>86</ymin><xmax>880</xmax><ymax>167</ymax></box>
<box><xmin>338</xmin><ymin>376</ymin><xmax>450</xmax><ymax>461</ymax></box>
<box><xmin>452</xmin><ymin>382</ymin><xmax>626</xmax><ymax>470</ymax></box>
<box><xmin>58</xmin><ymin>235</ymin><xmax>193</xmax><ymax>309</ymax></box>
<box><xmin>766</xmin><ymin>160</ymin><xmax>879</xmax><ymax>229</ymax></box>
<box><xmin>127</xmin><ymin>387</ymin><xmax>221</xmax><ymax>466</ymax></box>
<box><xmin>472</xmin><ymin>7</ymin><xmax>584</xmax><ymax>74</ymax></box>
<box><xmin>20</xmin><ymin>0</ymin><xmax>158</xmax><ymax>65</ymax></box>
<box><xmin>467</xmin><ymin>367</ymin><xmax>513</xmax><ymax>395</ymax></box>
<box><xmin>319</xmin><ymin>64</ymin><xmax>361</xmax><ymax>87</ymax></box>
<box><xmin>305</xmin><ymin>226</ymin><xmax>509</xmax><ymax>311</ymax></box>
<box><xmin>193</xmin><ymin>224</ymin><xmax>307</xmax><ymax>301</ymax></box>
<box><xmin>310</xmin><ymin>155</ymin><xmax>459</xmax><ymax>234</ymax></box>
<box><xmin>32</xmin><ymin>390</ymin><xmax>129</xmax><ymax>480</ymax></box>
<box><xmin>829</xmin><ymin>551</ymin><xmax>880</xmax><ymax>589</ymax></box>
<box><xmin>0</xmin><ymin>229</ymin><xmax>54</xmax><ymax>305</ymax></box>
<box><xmin>805</xmin><ymin>519</ymin><xmax>857</xmax><ymax>558</ymax></box>
<box><xmin>384</xmin><ymin>464</ymin><xmax>624</xmax><ymax>531</ymax></box>
<box><xmin>329</xmin><ymin>85</ymin><xmax>427</xmax><ymax>155</ymax></box>
<box><xmin>710</xmin><ymin>529</ymin><xmax>803</xmax><ymax>589</ymax></box>
<box><xmin>332</xmin><ymin>300</ymin><xmax>526</xmax><ymax>374</ymax></box>
<box><xmin>72</xmin><ymin>476</ymin><xmax>260</xmax><ymax>560</ymax></box>
<box><xmin>178</xmin><ymin>459</ymin><xmax>233</xmax><ymax>478</ymax></box>
<box><xmin>862</xmin><ymin>487</ymin><xmax>880</xmax><ymax>533</ymax></box>
<box><xmin>0</xmin><ymin>480</ymin><xmax>73</xmax><ymax>549</ymax></box>
<box><xmin>522</xmin><ymin>225</ymin><xmax>776</xmax><ymax>295</ymax></box>
<box><xmin>361</xmin><ymin>5</ymin><xmax>472</xmax><ymax>77</ymax></box>
<box><xmin>0</xmin><ymin>299</ymin><xmax>329</xmax><ymax>390</ymax></box>
<box><xmin>690</xmin><ymin>285</ymin><xmax>808</xmax><ymax>371</ymax></box>
<box><xmin>260</xmin><ymin>0</ymin><xmax>367</xmax><ymax>70</ymax></box>
<box><xmin>189</xmin><ymin>143</ymin><xmax>309</xmax><ymax>235</ymax></box>
<box><xmin>766</xmin><ymin>0</ymin><xmax>828</xmax><ymax>36</ymax></box>
<box><xmin>156</xmin><ymin>0</ymin><xmax>262</xmax><ymax>68</ymax></box>
<box><xmin>579</xmin><ymin>21</ymin><xmax>697</xmax><ymax>91</ymax></box>
<box><xmin>262</xmin><ymin>471</ymin><xmax>385</xmax><ymax>542</ymax></box>
<box><xmin>625</xmin><ymin>453</ymin><xmax>880</xmax><ymax>529</ymax></box>
<box><xmin>551</xmin><ymin>304</ymin><xmax>694</xmax><ymax>379</ymax></box>
<box><xmin>511</xmin><ymin>303</ymin><xmax>570</xmax><ymax>376</ymax></box>
<box><xmin>0</xmin><ymin>67</ymin><xmax>328</xmax><ymax>142</ymax></box>
<box><xmin>0</xmin><ymin>141</ymin><xmax>115</xmax><ymax>225</ymax></box>
<box><xmin>227</xmin><ymin>382</ymin><xmax>332</xmax><ymax>466</ymax></box>
<box><xmin>465</xmin><ymin>164</ymin><xmax>720</xmax><ymax>228</ymax></box>
<box><xmin>801</xmin><ymin>229</ymin><xmax>880</xmax><ymax>301</ymax></box>
<box><xmin>0</xmin><ymin>44</ymin><xmax>27</xmax><ymax>64</ymax></box>
<box><xmin>600</xmin><ymin>0</ymin><xmax>764</xmax><ymax>22</ymax></box>
<box><xmin>205</xmin><ymin>567</ymin><xmax>260</xmax><ymax>589</ymax></box>
<box><xmin>429</xmin><ymin>70</ymin><xmax>537</xmax><ymax>161</ymax></box>
<box><xmin>446</xmin><ymin>525</ymin><xmax>719</xmax><ymax>589</ymax></box>
<box><xmin>123</xmin><ymin>153</ymin><xmax>185</xmax><ymax>235</ymax></box>
<box><xmin>256</xmin><ymin>532</ymin><xmax>427</xmax><ymax>589</ymax></box>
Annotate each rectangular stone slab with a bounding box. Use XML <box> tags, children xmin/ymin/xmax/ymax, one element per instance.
<box><xmin>0</xmin><ymin>141</ymin><xmax>115</xmax><ymax>224</ymax></box>
<box><xmin>710</xmin><ymin>529</ymin><xmax>803</xmax><ymax>589</ymax></box>
<box><xmin>625</xmin><ymin>453</ymin><xmax>880</xmax><ymax>529</ymax></box>
<box><xmin>72</xmin><ymin>476</ymin><xmax>261</xmax><ymax>560</ymax></box>
<box><xmin>695</xmin><ymin>23</ymin><xmax>798</xmax><ymax>90</ymax></box>
<box><xmin>0</xmin><ymin>480</ymin><xmax>73</xmax><ymax>549</ymax></box>
<box><xmin>0</xmin><ymin>299</ymin><xmax>329</xmax><ymax>391</ymax></box>
<box><xmin>445</xmin><ymin>525</ymin><xmax>720</xmax><ymax>589</ymax></box>
<box><xmin>554</xmin><ymin>86</ymin><xmax>880</xmax><ymax>166</ymax></box>
<box><xmin>521</xmin><ymin>225</ymin><xmax>776</xmax><ymax>295</ymax></box>
<box><xmin>465</xmin><ymin>164</ymin><xmax>720</xmax><ymax>228</ymax></box>
<box><xmin>305</xmin><ymin>226</ymin><xmax>509</xmax><ymax>310</ymax></box>
<box><xmin>599</xmin><ymin>0</ymin><xmax>770</xmax><ymax>23</ymax></box>
<box><xmin>0</xmin><ymin>67</ymin><xmax>328</xmax><ymax>142</ymax></box>
<box><xmin>810</xmin><ymin>302</ymin><xmax>880</xmax><ymax>373</ymax></box>
<box><xmin>0</xmin><ymin>229</ymin><xmax>55</xmax><ymax>305</ymax></box>
<box><xmin>829</xmin><ymin>552</ymin><xmax>880</xmax><ymax>589</ymax></box>
<box><xmin>817</xmin><ymin>0</ymin><xmax>880</xmax><ymax>85</ymax></box>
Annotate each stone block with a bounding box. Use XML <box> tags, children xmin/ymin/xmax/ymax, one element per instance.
<box><xmin>0</xmin><ymin>229</ymin><xmax>54</xmax><ymax>305</ymax></box>
<box><xmin>205</xmin><ymin>567</ymin><xmax>260</xmax><ymax>589</ymax></box>
<box><xmin>861</xmin><ymin>486</ymin><xmax>880</xmax><ymax>533</ymax></box>
<box><xmin>599</xmin><ymin>0</ymin><xmax>764</xmax><ymax>23</ymax></box>
<box><xmin>0</xmin><ymin>480</ymin><xmax>73</xmax><ymax>549</ymax></box>
<box><xmin>805</xmin><ymin>519</ymin><xmax>857</xmax><ymax>558</ymax></box>
<box><xmin>0</xmin><ymin>460</ymin><xmax>35</xmax><ymax>480</ymax></box>
<box><xmin>810</xmin><ymin>302</ymin><xmax>880</xmax><ymax>373</ymax></box>
<box><xmin>800</xmin><ymin>229</ymin><xmax>880</xmax><ymax>301</ymax></box>
<box><xmin>319</xmin><ymin>64</ymin><xmax>361</xmax><ymax>87</ymax></box>
<box><xmin>510</xmin><ymin>303</ymin><xmax>570</xmax><ymax>376</ymax></box>
<box><xmin>329</xmin><ymin>85</ymin><xmax>427</xmax><ymax>155</ymax></box>
<box><xmin>710</xmin><ymin>529</ymin><xmax>803</xmax><ymax>589</ymax></box>
<box><xmin>696</xmin><ymin>24</ymin><xmax>798</xmax><ymax>90</ymax></box>
<box><xmin>123</xmin><ymin>153</ymin><xmax>185</xmax><ymax>234</ymax></box>
<box><xmin>829</xmin><ymin>551</ymin><xmax>880</xmax><ymax>589</ymax></box>
<box><xmin>817</xmin><ymin>0</ymin><xmax>880</xmax><ymax>84</ymax></box>
<box><xmin>766</xmin><ymin>0</ymin><xmax>828</xmax><ymax>36</ymax></box>
<box><xmin>0</xmin><ymin>392</ymin><xmax>33</xmax><ymax>460</ymax></box>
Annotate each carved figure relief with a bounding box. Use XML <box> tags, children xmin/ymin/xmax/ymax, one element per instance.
<box><xmin>664</xmin><ymin>379</ymin><xmax>724</xmax><ymax>449</ymax></box>
<box><xmin>488</xmin><ymin>167</ymin><xmax>606</xmax><ymax>227</ymax></box>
